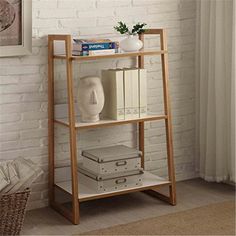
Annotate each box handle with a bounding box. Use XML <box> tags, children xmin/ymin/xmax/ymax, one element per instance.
<box><xmin>115</xmin><ymin>178</ymin><xmax>127</xmax><ymax>184</ymax></box>
<box><xmin>116</xmin><ymin>160</ymin><xmax>127</xmax><ymax>166</ymax></box>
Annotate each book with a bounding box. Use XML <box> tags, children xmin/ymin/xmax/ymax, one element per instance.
<box><xmin>72</xmin><ymin>49</ymin><xmax>117</xmax><ymax>56</ymax></box>
<box><xmin>101</xmin><ymin>69</ymin><xmax>125</xmax><ymax>120</ymax></box>
<box><xmin>73</xmin><ymin>38</ymin><xmax>119</xmax><ymax>51</ymax></box>
<box><xmin>123</xmin><ymin>68</ymin><xmax>139</xmax><ymax>119</ymax></box>
<box><xmin>74</xmin><ymin>38</ymin><xmax>111</xmax><ymax>43</ymax></box>
<box><xmin>139</xmin><ymin>69</ymin><xmax>147</xmax><ymax>117</ymax></box>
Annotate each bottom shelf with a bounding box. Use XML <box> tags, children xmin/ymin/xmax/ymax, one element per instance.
<box><xmin>55</xmin><ymin>171</ymin><xmax>170</xmax><ymax>202</ymax></box>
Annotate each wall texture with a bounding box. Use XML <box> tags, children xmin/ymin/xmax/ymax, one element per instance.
<box><xmin>0</xmin><ymin>0</ymin><xmax>197</xmax><ymax>209</ymax></box>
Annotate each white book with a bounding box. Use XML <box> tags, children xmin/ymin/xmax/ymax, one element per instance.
<box><xmin>101</xmin><ymin>69</ymin><xmax>125</xmax><ymax>120</ymax></box>
<box><xmin>123</xmin><ymin>69</ymin><xmax>132</xmax><ymax>119</ymax></box>
<box><xmin>124</xmin><ymin>69</ymin><xmax>139</xmax><ymax>119</ymax></box>
<box><xmin>72</xmin><ymin>49</ymin><xmax>116</xmax><ymax>56</ymax></box>
<box><xmin>139</xmin><ymin>69</ymin><xmax>147</xmax><ymax>117</ymax></box>
<box><xmin>89</xmin><ymin>49</ymin><xmax>116</xmax><ymax>56</ymax></box>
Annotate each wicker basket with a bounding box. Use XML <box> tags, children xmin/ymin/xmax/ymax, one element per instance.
<box><xmin>0</xmin><ymin>189</ymin><xmax>30</xmax><ymax>236</ymax></box>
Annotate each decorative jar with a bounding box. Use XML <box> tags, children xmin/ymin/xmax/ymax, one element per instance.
<box><xmin>120</xmin><ymin>35</ymin><xmax>143</xmax><ymax>52</ymax></box>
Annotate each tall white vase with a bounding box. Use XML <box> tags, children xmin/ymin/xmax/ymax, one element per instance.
<box><xmin>78</xmin><ymin>76</ymin><xmax>105</xmax><ymax>123</ymax></box>
<box><xmin>120</xmin><ymin>35</ymin><xmax>143</xmax><ymax>52</ymax></box>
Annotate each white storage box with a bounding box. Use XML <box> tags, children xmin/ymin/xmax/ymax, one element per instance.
<box><xmin>78</xmin><ymin>166</ymin><xmax>143</xmax><ymax>193</ymax></box>
<box><xmin>82</xmin><ymin>145</ymin><xmax>142</xmax><ymax>175</ymax></box>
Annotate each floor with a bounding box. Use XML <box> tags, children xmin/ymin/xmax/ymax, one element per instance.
<box><xmin>21</xmin><ymin>178</ymin><xmax>235</xmax><ymax>235</ymax></box>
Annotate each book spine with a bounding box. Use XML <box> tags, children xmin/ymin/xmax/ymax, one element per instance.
<box><xmin>74</xmin><ymin>49</ymin><xmax>117</xmax><ymax>56</ymax></box>
<box><xmin>101</xmin><ymin>70</ymin><xmax>125</xmax><ymax>120</ymax></box>
<box><xmin>124</xmin><ymin>70</ymin><xmax>133</xmax><ymax>119</ymax></box>
<box><xmin>115</xmin><ymin>70</ymin><xmax>125</xmax><ymax>120</ymax></box>
<box><xmin>101</xmin><ymin>71</ymin><xmax>109</xmax><ymax>119</ymax></box>
<box><xmin>139</xmin><ymin>69</ymin><xmax>147</xmax><ymax>117</ymax></box>
<box><xmin>88</xmin><ymin>49</ymin><xmax>116</xmax><ymax>56</ymax></box>
<box><xmin>74</xmin><ymin>42</ymin><xmax>117</xmax><ymax>51</ymax></box>
<box><xmin>131</xmin><ymin>69</ymin><xmax>139</xmax><ymax>119</ymax></box>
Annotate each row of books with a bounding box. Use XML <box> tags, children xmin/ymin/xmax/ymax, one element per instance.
<box><xmin>73</xmin><ymin>38</ymin><xmax>119</xmax><ymax>56</ymax></box>
<box><xmin>102</xmin><ymin>68</ymin><xmax>147</xmax><ymax>120</ymax></box>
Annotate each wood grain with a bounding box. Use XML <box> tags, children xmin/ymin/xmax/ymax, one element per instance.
<box><xmin>160</xmin><ymin>29</ymin><xmax>177</xmax><ymax>205</ymax></box>
<box><xmin>65</xmin><ymin>35</ymin><xmax>80</xmax><ymax>224</ymax></box>
<box><xmin>48</xmin><ymin>35</ymin><xmax>55</xmax><ymax>205</ymax></box>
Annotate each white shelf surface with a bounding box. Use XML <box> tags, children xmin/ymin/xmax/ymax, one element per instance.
<box><xmin>54</xmin><ymin>49</ymin><xmax>168</xmax><ymax>61</ymax></box>
<box><xmin>55</xmin><ymin>171</ymin><xmax>170</xmax><ymax>201</ymax></box>
<box><xmin>54</xmin><ymin>104</ymin><xmax>166</xmax><ymax>129</ymax></box>
<box><xmin>55</xmin><ymin>115</ymin><xmax>167</xmax><ymax>129</ymax></box>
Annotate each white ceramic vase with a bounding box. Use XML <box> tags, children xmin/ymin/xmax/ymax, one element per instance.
<box><xmin>120</xmin><ymin>35</ymin><xmax>143</xmax><ymax>52</ymax></box>
<box><xmin>78</xmin><ymin>76</ymin><xmax>105</xmax><ymax>123</ymax></box>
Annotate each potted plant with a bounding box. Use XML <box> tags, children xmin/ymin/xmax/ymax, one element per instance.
<box><xmin>114</xmin><ymin>22</ymin><xmax>147</xmax><ymax>52</ymax></box>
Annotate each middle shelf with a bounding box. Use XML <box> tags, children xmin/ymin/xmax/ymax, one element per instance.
<box><xmin>54</xmin><ymin>114</ymin><xmax>167</xmax><ymax>129</ymax></box>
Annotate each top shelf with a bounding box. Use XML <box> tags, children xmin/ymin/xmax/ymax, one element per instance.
<box><xmin>54</xmin><ymin>49</ymin><xmax>167</xmax><ymax>61</ymax></box>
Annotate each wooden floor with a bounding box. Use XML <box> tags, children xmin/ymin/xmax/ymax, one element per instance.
<box><xmin>22</xmin><ymin>178</ymin><xmax>235</xmax><ymax>235</ymax></box>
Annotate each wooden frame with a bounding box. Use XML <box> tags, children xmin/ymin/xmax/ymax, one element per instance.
<box><xmin>0</xmin><ymin>0</ymin><xmax>32</xmax><ymax>57</ymax></box>
<box><xmin>48</xmin><ymin>29</ymin><xmax>176</xmax><ymax>225</ymax></box>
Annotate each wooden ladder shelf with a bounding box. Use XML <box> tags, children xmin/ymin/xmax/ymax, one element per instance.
<box><xmin>48</xmin><ymin>29</ymin><xmax>176</xmax><ymax>224</ymax></box>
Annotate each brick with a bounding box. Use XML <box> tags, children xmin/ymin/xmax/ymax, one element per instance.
<box><xmin>59</xmin><ymin>18</ymin><xmax>96</xmax><ymax>28</ymax></box>
<box><xmin>97</xmin><ymin>0</ymin><xmax>132</xmax><ymax>8</ymax></box>
<box><xmin>0</xmin><ymin>114</ymin><xmax>21</xmax><ymax>123</ymax></box>
<box><xmin>115</xmin><ymin>7</ymin><xmax>146</xmax><ymax>16</ymax></box>
<box><xmin>77</xmin><ymin>9</ymin><xmax>114</xmax><ymax>18</ymax></box>
<box><xmin>58</xmin><ymin>0</ymin><xmax>96</xmax><ymax>10</ymax></box>
<box><xmin>0</xmin><ymin>132</ymin><xmax>19</xmax><ymax>142</ymax></box>
<box><xmin>0</xmin><ymin>94</ymin><xmax>22</xmax><ymax>104</ymax></box>
<box><xmin>147</xmin><ymin>3</ymin><xmax>179</xmax><ymax>14</ymax></box>
<box><xmin>33</xmin><ymin>19</ymin><xmax>58</xmax><ymax>29</ymax></box>
<box><xmin>39</xmin><ymin>9</ymin><xmax>77</xmax><ymax>19</ymax></box>
<box><xmin>0</xmin><ymin>121</ymin><xmax>39</xmax><ymax>133</ymax></box>
<box><xmin>97</xmin><ymin>16</ymin><xmax>133</xmax><ymax>27</ymax></box>
<box><xmin>0</xmin><ymin>84</ymin><xmax>41</xmax><ymax>94</ymax></box>
<box><xmin>0</xmin><ymin>76</ymin><xmax>19</xmax><ymax>85</ymax></box>
<box><xmin>132</xmin><ymin>0</ymin><xmax>161</xmax><ymax>6</ymax></box>
<box><xmin>33</xmin><ymin>0</ymin><xmax>57</xmax><ymax>9</ymax></box>
<box><xmin>0</xmin><ymin>102</ymin><xmax>41</xmax><ymax>114</ymax></box>
<box><xmin>0</xmin><ymin>139</ymin><xmax>41</xmax><ymax>152</ymax></box>
<box><xmin>0</xmin><ymin>66</ymin><xmax>39</xmax><ymax>76</ymax></box>
<box><xmin>22</xmin><ymin>111</ymin><xmax>47</xmax><ymax>121</ymax></box>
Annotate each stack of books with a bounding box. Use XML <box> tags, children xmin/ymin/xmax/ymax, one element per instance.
<box><xmin>79</xmin><ymin>145</ymin><xmax>143</xmax><ymax>193</ymax></box>
<box><xmin>102</xmin><ymin>68</ymin><xmax>147</xmax><ymax>120</ymax></box>
<box><xmin>73</xmin><ymin>38</ymin><xmax>119</xmax><ymax>56</ymax></box>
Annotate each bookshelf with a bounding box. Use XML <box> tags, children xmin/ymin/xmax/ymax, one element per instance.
<box><xmin>48</xmin><ymin>29</ymin><xmax>176</xmax><ymax>224</ymax></box>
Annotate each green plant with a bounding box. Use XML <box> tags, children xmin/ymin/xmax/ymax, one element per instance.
<box><xmin>114</xmin><ymin>22</ymin><xmax>147</xmax><ymax>35</ymax></box>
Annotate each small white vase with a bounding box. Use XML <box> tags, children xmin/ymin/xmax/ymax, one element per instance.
<box><xmin>78</xmin><ymin>76</ymin><xmax>105</xmax><ymax>123</ymax></box>
<box><xmin>120</xmin><ymin>35</ymin><xmax>143</xmax><ymax>52</ymax></box>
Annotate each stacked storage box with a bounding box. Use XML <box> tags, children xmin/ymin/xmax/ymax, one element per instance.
<box><xmin>79</xmin><ymin>145</ymin><xmax>143</xmax><ymax>192</ymax></box>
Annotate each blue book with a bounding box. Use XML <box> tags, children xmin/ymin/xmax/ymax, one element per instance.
<box><xmin>82</xmin><ymin>42</ymin><xmax>117</xmax><ymax>51</ymax></box>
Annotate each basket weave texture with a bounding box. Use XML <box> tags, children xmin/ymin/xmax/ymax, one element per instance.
<box><xmin>0</xmin><ymin>189</ymin><xmax>30</xmax><ymax>236</ymax></box>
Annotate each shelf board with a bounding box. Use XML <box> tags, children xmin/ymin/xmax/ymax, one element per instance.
<box><xmin>55</xmin><ymin>171</ymin><xmax>170</xmax><ymax>202</ymax></box>
<box><xmin>54</xmin><ymin>114</ymin><xmax>167</xmax><ymax>129</ymax></box>
<box><xmin>54</xmin><ymin>49</ymin><xmax>167</xmax><ymax>61</ymax></box>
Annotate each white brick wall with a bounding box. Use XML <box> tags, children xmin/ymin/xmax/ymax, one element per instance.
<box><xmin>0</xmin><ymin>0</ymin><xmax>197</xmax><ymax>210</ymax></box>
